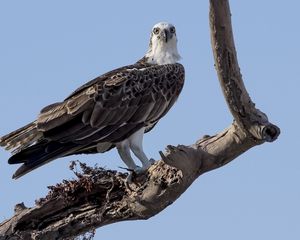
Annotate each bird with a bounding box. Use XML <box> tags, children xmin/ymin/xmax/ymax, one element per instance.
<box><xmin>0</xmin><ymin>22</ymin><xmax>185</xmax><ymax>179</ymax></box>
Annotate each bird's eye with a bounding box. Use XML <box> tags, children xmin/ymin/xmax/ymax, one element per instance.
<box><xmin>153</xmin><ymin>27</ymin><xmax>160</xmax><ymax>35</ymax></box>
<box><xmin>170</xmin><ymin>27</ymin><xmax>176</xmax><ymax>33</ymax></box>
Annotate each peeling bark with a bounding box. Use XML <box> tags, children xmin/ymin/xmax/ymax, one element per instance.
<box><xmin>0</xmin><ymin>0</ymin><xmax>280</xmax><ymax>239</ymax></box>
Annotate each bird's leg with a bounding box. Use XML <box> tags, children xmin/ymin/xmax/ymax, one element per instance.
<box><xmin>130</xmin><ymin>145</ymin><xmax>154</xmax><ymax>171</ymax></box>
<box><xmin>116</xmin><ymin>141</ymin><xmax>140</xmax><ymax>172</ymax></box>
<box><xmin>129</xmin><ymin>128</ymin><xmax>155</xmax><ymax>172</ymax></box>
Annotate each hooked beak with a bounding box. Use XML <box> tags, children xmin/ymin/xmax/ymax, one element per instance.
<box><xmin>162</xmin><ymin>29</ymin><xmax>171</xmax><ymax>43</ymax></box>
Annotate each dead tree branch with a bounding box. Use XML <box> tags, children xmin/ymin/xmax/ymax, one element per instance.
<box><xmin>0</xmin><ymin>0</ymin><xmax>280</xmax><ymax>239</ymax></box>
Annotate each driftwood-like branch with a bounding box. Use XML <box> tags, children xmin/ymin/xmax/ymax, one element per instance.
<box><xmin>0</xmin><ymin>0</ymin><xmax>280</xmax><ymax>239</ymax></box>
<box><xmin>209</xmin><ymin>0</ymin><xmax>279</xmax><ymax>142</ymax></box>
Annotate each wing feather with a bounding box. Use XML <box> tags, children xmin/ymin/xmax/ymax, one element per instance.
<box><xmin>90</xmin><ymin>104</ymin><xmax>110</xmax><ymax>128</ymax></box>
<box><xmin>40</xmin><ymin>63</ymin><xmax>184</xmax><ymax>144</ymax></box>
<box><xmin>37</xmin><ymin>86</ymin><xmax>96</xmax><ymax>131</ymax></box>
<box><xmin>3</xmin><ymin>62</ymin><xmax>184</xmax><ymax>178</ymax></box>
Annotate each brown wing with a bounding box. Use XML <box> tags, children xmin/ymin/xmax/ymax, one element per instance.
<box><xmin>38</xmin><ymin>63</ymin><xmax>185</xmax><ymax>145</ymax></box>
<box><xmin>4</xmin><ymin>62</ymin><xmax>184</xmax><ymax>179</ymax></box>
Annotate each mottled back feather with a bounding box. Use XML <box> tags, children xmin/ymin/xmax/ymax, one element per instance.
<box><xmin>0</xmin><ymin>61</ymin><xmax>184</xmax><ymax>178</ymax></box>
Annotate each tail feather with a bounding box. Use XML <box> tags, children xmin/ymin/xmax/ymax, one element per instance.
<box><xmin>0</xmin><ymin>121</ymin><xmax>42</xmax><ymax>153</ymax></box>
<box><xmin>9</xmin><ymin>141</ymin><xmax>80</xmax><ymax>179</ymax></box>
<box><xmin>1</xmin><ymin>121</ymin><xmax>86</xmax><ymax>179</ymax></box>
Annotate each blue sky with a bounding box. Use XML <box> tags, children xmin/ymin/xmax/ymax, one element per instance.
<box><xmin>0</xmin><ymin>1</ymin><xmax>299</xmax><ymax>239</ymax></box>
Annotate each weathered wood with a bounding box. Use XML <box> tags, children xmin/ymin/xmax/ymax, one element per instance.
<box><xmin>209</xmin><ymin>0</ymin><xmax>279</xmax><ymax>142</ymax></box>
<box><xmin>0</xmin><ymin>0</ymin><xmax>280</xmax><ymax>239</ymax></box>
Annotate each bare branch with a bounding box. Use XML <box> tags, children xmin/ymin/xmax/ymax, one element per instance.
<box><xmin>0</xmin><ymin>0</ymin><xmax>280</xmax><ymax>239</ymax></box>
<box><xmin>209</xmin><ymin>0</ymin><xmax>280</xmax><ymax>141</ymax></box>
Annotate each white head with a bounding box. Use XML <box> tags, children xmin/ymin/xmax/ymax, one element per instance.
<box><xmin>145</xmin><ymin>22</ymin><xmax>181</xmax><ymax>65</ymax></box>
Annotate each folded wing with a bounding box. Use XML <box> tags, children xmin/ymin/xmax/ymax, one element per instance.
<box><xmin>1</xmin><ymin>63</ymin><xmax>185</xmax><ymax>178</ymax></box>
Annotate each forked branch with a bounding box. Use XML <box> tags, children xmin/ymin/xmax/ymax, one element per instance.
<box><xmin>0</xmin><ymin>0</ymin><xmax>280</xmax><ymax>239</ymax></box>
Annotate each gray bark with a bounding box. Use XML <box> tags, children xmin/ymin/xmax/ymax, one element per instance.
<box><xmin>0</xmin><ymin>0</ymin><xmax>280</xmax><ymax>239</ymax></box>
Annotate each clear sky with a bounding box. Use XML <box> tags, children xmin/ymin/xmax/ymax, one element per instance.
<box><xmin>0</xmin><ymin>1</ymin><xmax>299</xmax><ymax>239</ymax></box>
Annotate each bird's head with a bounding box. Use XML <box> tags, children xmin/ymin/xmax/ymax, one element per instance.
<box><xmin>145</xmin><ymin>22</ymin><xmax>181</xmax><ymax>65</ymax></box>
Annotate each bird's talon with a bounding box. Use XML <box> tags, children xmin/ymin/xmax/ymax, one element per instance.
<box><xmin>149</xmin><ymin>159</ymin><xmax>155</xmax><ymax>165</ymax></box>
<box><xmin>126</xmin><ymin>173</ymin><xmax>134</xmax><ymax>185</ymax></box>
<box><xmin>133</xmin><ymin>166</ymin><xmax>147</xmax><ymax>175</ymax></box>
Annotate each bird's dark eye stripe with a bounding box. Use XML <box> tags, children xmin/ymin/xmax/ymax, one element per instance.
<box><xmin>153</xmin><ymin>27</ymin><xmax>160</xmax><ymax>34</ymax></box>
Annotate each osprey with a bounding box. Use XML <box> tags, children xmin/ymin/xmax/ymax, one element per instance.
<box><xmin>0</xmin><ymin>22</ymin><xmax>184</xmax><ymax>179</ymax></box>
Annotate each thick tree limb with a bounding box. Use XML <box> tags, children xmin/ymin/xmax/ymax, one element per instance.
<box><xmin>0</xmin><ymin>0</ymin><xmax>280</xmax><ymax>239</ymax></box>
<box><xmin>209</xmin><ymin>0</ymin><xmax>279</xmax><ymax>142</ymax></box>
